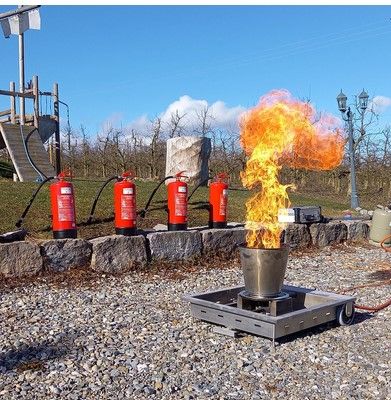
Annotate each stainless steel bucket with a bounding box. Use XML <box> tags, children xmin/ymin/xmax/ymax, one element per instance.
<box><xmin>239</xmin><ymin>245</ymin><xmax>289</xmax><ymax>299</ymax></box>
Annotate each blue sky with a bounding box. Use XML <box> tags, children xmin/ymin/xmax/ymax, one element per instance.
<box><xmin>1</xmin><ymin>5</ymin><xmax>391</xmax><ymax>136</ymax></box>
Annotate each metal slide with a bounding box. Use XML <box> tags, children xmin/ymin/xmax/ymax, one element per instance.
<box><xmin>0</xmin><ymin>123</ymin><xmax>54</xmax><ymax>182</ymax></box>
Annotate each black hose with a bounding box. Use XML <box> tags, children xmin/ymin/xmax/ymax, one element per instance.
<box><xmin>138</xmin><ymin>176</ymin><xmax>174</xmax><ymax>218</ymax></box>
<box><xmin>15</xmin><ymin>176</ymin><xmax>55</xmax><ymax>228</ymax></box>
<box><xmin>86</xmin><ymin>176</ymin><xmax>118</xmax><ymax>224</ymax></box>
<box><xmin>24</xmin><ymin>127</ymin><xmax>48</xmax><ymax>180</ymax></box>
<box><xmin>188</xmin><ymin>176</ymin><xmax>211</xmax><ymax>202</ymax></box>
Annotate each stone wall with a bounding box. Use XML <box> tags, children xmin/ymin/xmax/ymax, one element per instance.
<box><xmin>0</xmin><ymin>220</ymin><xmax>371</xmax><ymax>279</ymax></box>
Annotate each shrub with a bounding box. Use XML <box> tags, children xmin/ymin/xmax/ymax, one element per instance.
<box><xmin>0</xmin><ymin>160</ymin><xmax>15</xmax><ymax>179</ymax></box>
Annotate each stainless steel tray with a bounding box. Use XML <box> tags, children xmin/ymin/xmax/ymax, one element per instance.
<box><xmin>184</xmin><ymin>284</ymin><xmax>356</xmax><ymax>342</ymax></box>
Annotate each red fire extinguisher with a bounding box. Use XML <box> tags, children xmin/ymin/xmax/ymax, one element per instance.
<box><xmin>209</xmin><ymin>173</ymin><xmax>229</xmax><ymax>228</ymax></box>
<box><xmin>50</xmin><ymin>171</ymin><xmax>77</xmax><ymax>239</ymax></box>
<box><xmin>114</xmin><ymin>171</ymin><xmax>137</xmax><ymax>236</ymax></box>
<box><xmin>167</xmin><ymin>171</ymin><xmax>188</xmax><ymax>231</ymax></box>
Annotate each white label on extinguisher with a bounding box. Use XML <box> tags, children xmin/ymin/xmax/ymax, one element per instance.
<box><xmin>60</xmin><ymin>187</ymin><xmax>72</xmax><ymax>195</ymax></box>
<box><xmin>123</xmin><ymin>188</ymin><xmax>133</xmax><ymax>195</ymax></box>
<box><xmin>175</xmin><ymin>193</ymin><xmax>187</xmax><ymax>217</ymax></box>
<box><xmin>178</xmin><ymin>186</ymin><xmax>187</xmax><ymax>193</ymax></box>
<box><xmin>121</xmin><ymin>194</ymin><xmax>136</xmax><ymax>220</ymax></box>
<box><xmin>58</xmin><ymin>195</ymin><xmax>75</xmax><ymax>222</ymax></box>
<box><xmin>220</xmin><ymin>190</ymin><xmax>228</xmax><ymax>216</ymax></box>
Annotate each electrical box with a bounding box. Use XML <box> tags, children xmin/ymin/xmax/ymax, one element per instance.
<box><xmin>278</xmin><ymin>206</ymin><xmax>322</xmax><ymax>224</ymax></box>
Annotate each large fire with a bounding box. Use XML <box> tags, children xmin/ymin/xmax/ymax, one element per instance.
<box><xmin>240</xmin><ymin>89</ymin><xmax>345</xmax><ymax>249</ymax></box>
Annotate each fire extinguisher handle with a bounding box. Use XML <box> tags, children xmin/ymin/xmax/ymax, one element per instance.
<box><xmin>175</xmin><ymin>171</ymin><xmax>189</xmax><ymax>179</ymax></box>
<box><xmin>122</xmin><ymin>171</ymin><xmax>135</xmax><ymax>179</ymax></box>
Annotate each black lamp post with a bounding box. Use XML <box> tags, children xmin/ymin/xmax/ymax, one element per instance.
<box><xmin>336</xmin><ymin>89</ymin><xmax>368</xmax><ymax>209</ymax></box>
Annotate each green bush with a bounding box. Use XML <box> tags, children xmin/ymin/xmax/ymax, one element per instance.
<box><xmin>0</xmin><ymin>160</ymin><xmax>15</xmax><ymax>179</ymax></box>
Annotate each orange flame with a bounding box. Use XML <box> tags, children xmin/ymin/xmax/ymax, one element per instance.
<box><xmin>240</xmin><ymin>89</ymin><xmax>344</xmax><ymax>249</ymax></box>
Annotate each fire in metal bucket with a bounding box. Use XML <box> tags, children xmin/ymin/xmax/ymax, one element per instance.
<box><xmin>239</xmin><ymin>89</ymin><xmax>344</xmax><ymax>249</ymax></box>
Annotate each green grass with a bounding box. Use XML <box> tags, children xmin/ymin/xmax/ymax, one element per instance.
<box><xmin>0</xmin><ymin>179</ymin><xmax>353</xmax><ymax>240</ymax></box>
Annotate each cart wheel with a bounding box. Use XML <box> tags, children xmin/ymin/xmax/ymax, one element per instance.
<box><xmin>337</xmin><ymin>303</ymin><xmax>355</xmax><ymax>326</ymax></box>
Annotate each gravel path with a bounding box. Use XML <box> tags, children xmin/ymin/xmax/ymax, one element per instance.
<box><xmin>0</xmin><ymin>245</ymin><xmax>390</xmax><ymax>399</ymax></box>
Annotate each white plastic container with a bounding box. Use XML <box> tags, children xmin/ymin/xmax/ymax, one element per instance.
<box><xmin>369</xmin><ymin>208</ymin><xmax>391</xmax><ymax>247</ymax></box>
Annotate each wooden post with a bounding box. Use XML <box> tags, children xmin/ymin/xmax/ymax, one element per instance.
<box><xmin>33</xmin><ymin>75</ymin><xmax>39</xmax><ymax>129</ymax></box>
<box><xmin>49</xmin><ymin>136</ymin><xmax>53</xmax><ymax>165</ymax></box>
<box><xmin>18</xmin><ymin>27</ymin><xmax>25</xmax><ymax>125</ymax></box>
<box><xmin>9</xmin><ymin>82</ymin><xmax>16</xmax><ymax>124</ymax></box>
<box><xmin>53</xmin><ymin>83</ymin><xmax>61</xmax><ymax>175</ymax></box>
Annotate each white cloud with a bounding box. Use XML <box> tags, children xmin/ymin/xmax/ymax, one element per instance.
<box><xmin>126</xmin><ymin>95</ymin><xmax>246</xmax><ymax>135</ymax></box>
<box><xmin>370</xmin><ymin>95</ymin><xmax>391</xmax><ymax>114</ymax></box>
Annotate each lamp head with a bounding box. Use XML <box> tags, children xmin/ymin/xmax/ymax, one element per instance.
<box><xmin>358</xmin><ymin>89</ymin><xmax>369</xmax><ymax>111</ymax></box>
<box><xmin>337</xmin><ymin>90</ymin><xmax>347</xmax><ymax>113</ymax></box>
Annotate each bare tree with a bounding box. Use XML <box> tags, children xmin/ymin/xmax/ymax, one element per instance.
<box><xmin>80</xmin><ymin>124</ymin><xmax>91</xmax><ymax>177</ymax></box>
<box><xmin>96</xmin><ymin>125</ymin><xmax>114</xmax><ymax>178</ymax></box>
<box><xmin>351</xmin><ymin>96</ymin><xmax>380</xmax><ymax>156</ymax></box>
<box><xmin>167</xmin><ymin>110</ymin><xmax>186</xmax><ymax>138</ymax></box>
<box><xmin>147</xmin><ymin>117</ymin><xmax>164</xmax><ymax>179</ymax></box>
<box><xmin>194</xmin><ymin>105</ymin><xmax>214</xmax><ymax>137</ymax></box>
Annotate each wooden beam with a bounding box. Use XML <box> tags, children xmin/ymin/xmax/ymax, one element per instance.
<box><xmin>0</xmin><ymin>89</ymin><xmax>34</xmax><ymax>99</ymax></box>
<box><xmin>10</xmin><ymin>82</ymin><xmax>15</xmax><ymax>123</ymax></box>
<box><xmin>33</xmin><ymin>76</ymin><xmax>39</xmax><ymax>128</ymax></box>
<box><xmin>0</xmin><ymin>109</ymin><xmax>11</xmax><ymax>117</ymax></box>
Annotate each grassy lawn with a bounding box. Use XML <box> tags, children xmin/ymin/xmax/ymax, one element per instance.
<box><xmin>0</xmin><ymin>178</ymin><xmax>354</xmax><ymax>240</ymax></box>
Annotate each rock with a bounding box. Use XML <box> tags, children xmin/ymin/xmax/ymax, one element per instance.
<box><xmin>90</xmin><ymin>235</ymin><xmax>147</xmax><ymax>273</ymax></box>
<box><xmin>0</xmin><ymin>241</ymin><xmax>42</xmax><ymax>278</ymax></box>
<box><xmin>153</xmin><ymin>224</ymin><xmax>168</xmax><ymax>231</ymax></box>
<box><xmin>344</xmin><ymin>221</ymin><xmax>370</xmax><ymax>241</ymax></box>
<box><xmin>201</xmin><ymin>227</ymin><xmax>246</xmax><ymax>255</ymax></box>
<box><xmin>0</xmin><ymin>228</ymin><xmax>27</xmax><ymax>243</ymax></box>
<box><xmin>283</xmin><ymin>224</ymin><xmax>312</xmax><ymax>249</ymax></box>
<box><xmin>147</xmin><ymin>231</ymin><xmax>202</xmax><ymax>261</ymax></box>
<box><xmin>309</xmin><ymin>222</ymin><xmax>348</xmax><ymax>247</ymax></box>
<box><xmin>40</xmin><ymin>239</ymin><xmax>92</xmax><ymax>272</ymax></box>
<box><xmin>165</xmin><ymin>136</ymin><xmax>211</xmax><ymax>185</ymax></box>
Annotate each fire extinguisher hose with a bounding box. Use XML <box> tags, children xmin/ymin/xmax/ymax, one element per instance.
<box><xmin>15</xmin><ymin>176</ymin><xmax>55</xmax><ymax>228</ymax></box>
<box><xmin>86</xmin><ymin>176</ymin><xmax>118</xmax><ymax>224</ymax></box>
<box><xmin>187</xmin><ymin>176</ymin><xmax>211</xmax><ymax>202</ymax></box>
<box><xmin>138</xmin><ymin>176</ymin><xmax>173</xmax><ymax>218</ymax></box>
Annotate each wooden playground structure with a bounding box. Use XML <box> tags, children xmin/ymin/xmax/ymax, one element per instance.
<box><xmin>0</xmin><ymin>5</ymin><xmax>62</xmax><ymax>182</ymax></box>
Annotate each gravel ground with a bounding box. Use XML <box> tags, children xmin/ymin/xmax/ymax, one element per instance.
<box><xmin>0</xmin><ymin>244</ymin><xmax>390</xmax><ymax>399</ymax></box>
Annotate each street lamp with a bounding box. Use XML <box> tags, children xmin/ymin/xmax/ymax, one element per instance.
<box><xmin>336</xmin><ymin>89</ymin><xmax>369</xmax><ymax>209</ymax></box>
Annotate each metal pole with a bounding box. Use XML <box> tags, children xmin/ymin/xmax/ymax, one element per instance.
<box><xmin>18</xmin><ymin>30</ymin><xmax>25</xmax><ymax>125</ymax></box>
<box><xmin>9</xmin><ymin>81</ymin><xmax>16</xmax><ymax>124</ymax></box>
<box><xmin>0</xmin><ymin>5</ymin><xmax>40</xmax><ymax>21</ymax></box>
<box><xmin>347</xmin><ymin>108</ymin><xmax>359</xmax><ymax>209</ymax></box>
<box><xmin>33</xmin><ymin>75</ymin><xmax>39</xmax><ymax>128</ymax></box>
<box><xmin>53</xmin><ymin>82</ymin><xmax>61</xmax><ymax>175</ymax></box>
